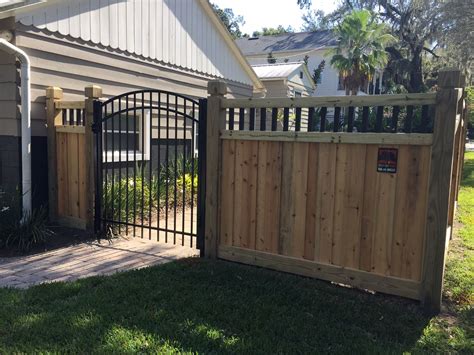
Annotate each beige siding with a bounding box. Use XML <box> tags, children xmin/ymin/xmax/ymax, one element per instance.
<box><xmin>0</xmin><ymin>18</ymin><xmax>19</xmax><ymax>136</ymax></box>
<box><xmin>16</xmin><ymin>0</ymin><xmax>255</xmax><ymax>86</ymax></box>
<box><xmin>15</xmin><ymin>30</ymin><xmax>253</xmax><ymax>136</ymax></box>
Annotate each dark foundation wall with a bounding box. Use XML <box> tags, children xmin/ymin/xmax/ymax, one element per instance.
<box><xmin>31</xmin><ymin>136</ymin><xmax>48</xmax><ymax>209</ymax></box>
<box><xmin>0</xmin><ymin>135</ymin><xmax>21</xmax><ymax>196</ymax></box>
<box><xmin>0</xmin><ymin>136</ymin><xmax>48</xmax><ymax>209</ymax></box>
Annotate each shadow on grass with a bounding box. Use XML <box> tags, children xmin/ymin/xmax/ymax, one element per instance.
<box><xmin>0</xmin><ymin>259</ymin><xmax>430</xmax><ymax>353</ymax></box>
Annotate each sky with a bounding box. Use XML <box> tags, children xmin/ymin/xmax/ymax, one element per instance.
<box><xmin>212</xmin><ymin>0</ymin><xmax>338</xmax><ymax>35</ymax></box>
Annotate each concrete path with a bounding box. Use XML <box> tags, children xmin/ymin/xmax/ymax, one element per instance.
<box><xmin>0</xmin><ymin>238</ymin><xmax>199</xmax><ymax>289</ymax></box>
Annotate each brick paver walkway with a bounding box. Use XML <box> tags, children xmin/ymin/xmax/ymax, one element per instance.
<box><xmin>0</xmin><ymin>238</ymin><xmax>199</xmax><ymax>289</ymax></box>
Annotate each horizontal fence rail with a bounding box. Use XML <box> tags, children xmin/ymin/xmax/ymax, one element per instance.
<box><xmin>223</xmin><ymin>93</ymin><xmax>437</xmax><ymax>134</ymax></box>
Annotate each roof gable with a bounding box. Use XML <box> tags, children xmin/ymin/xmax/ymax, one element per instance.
<box><xmin>252</xmin><ymin>62</ymin><xmax>315</xmax><ymax>89</ymax></box>
<box><xmin>13</xmin><ymin>0</ymin><xmax>263</xmax><ymax>90</ymax></box>
<box><xmin>236</xmin><ymin>30</ymin><xmax>337</xmax><ymax>56</ymax></box>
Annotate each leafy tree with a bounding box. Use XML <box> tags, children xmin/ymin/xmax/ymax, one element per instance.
<box><xmin>252</xmin><ymin>25</ymin><xmax>294</xmax><ymax>37</ymax></box>
<box><xmin>211</xmin><ymin>3</ymin><xmax>245</xmax><ymax>38</ymax></box>
<box><xmin>301</xmin><ymin>9</ymin><xmax>332</xmax><ymax>31</ymax></box>
<box><xmin>328</xmin><ymin>9</ymin><xmax>396</xmax><ymax>95</ymax></box>
<box><xmin>312</xmin><ymin>60</ymin><xmax>326</xmax><ymax>86</ymax></box>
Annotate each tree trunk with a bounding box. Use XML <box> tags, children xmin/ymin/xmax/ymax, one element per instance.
<box><xmin>409</xmin><ymin>48</ymin><xmax>424</xmax><ymax>93</ymax></box>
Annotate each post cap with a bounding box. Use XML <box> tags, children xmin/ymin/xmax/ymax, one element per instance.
<box><xmin>207</xmin><ymin>80</ymin><xmax>227</xmax><ymax>96</ymax></box>
<box><xmin>45</xmin><ymin>87</ymin><xmax>63</xmax><ymax>100</ymax></box>
<box><xmin>85</xmin><ymin>85</ymin><xmax>103</xmax><ymax>99</ymax></box>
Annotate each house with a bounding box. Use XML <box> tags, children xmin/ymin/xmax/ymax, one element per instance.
<box><xmin>251</xmin><ymin>61</ymin><xmax>315</xmax><ymax>98</ymax></box>
<box><xmin>236</xmin><ymin>30</ymin><xmax>379</xmax><ymax>97</ymax></box>
<box><xmin>0</xmin><ymin>0</ymin><xmax>264</xmax><ymax>208</ymax></box>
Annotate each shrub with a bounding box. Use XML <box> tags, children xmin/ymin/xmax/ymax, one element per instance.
<box><xmin>0</xmin><ymin>189</ymin><xmax>54</xmax><ymax>252</ymax></box>
<box><xmin>102</xmin><ymin>173</ymin><xmax>152</xmax><ymax>224</ymax></box>
<box><xmin>101</xmin><ymin>155</ymin><xmax>199</xmax><ymax>229</ymax></box>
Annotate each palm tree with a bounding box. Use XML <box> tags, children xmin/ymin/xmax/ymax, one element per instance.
<box><xmin>328</xmin><ymin>10</ymin><xmax>396</xmax><ymax>95</ymax></box>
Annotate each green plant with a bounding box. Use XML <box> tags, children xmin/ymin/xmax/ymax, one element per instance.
<box><xmin>102</xmin><ymin>172</ymin><xmax>152</xmax><ymax>225</ymax></box>
<box><xmin>0</xmin><ymin>189</ymin><xmax>54</xmax><ymax>252</ymax></box>
<box><xmin>102</xmin><ymin>155</ymin><xmax>199</xmax><ymax>231</ymax></box>
<box><xmin>176</xmin><ymin>174</ymin><xmax>198</xmax><ymax>206</ymax></box>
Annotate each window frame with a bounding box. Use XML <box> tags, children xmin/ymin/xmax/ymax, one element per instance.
<box><xmin>103</xmin><ymin>109</ymin><xmax>151</xmax><ymax>162</ymax></box>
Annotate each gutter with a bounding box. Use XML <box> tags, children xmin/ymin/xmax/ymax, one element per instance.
<box><xmin>0</xmin><ymin>38</ymin><xmax>31</xmax><ymax>216</ymax></box>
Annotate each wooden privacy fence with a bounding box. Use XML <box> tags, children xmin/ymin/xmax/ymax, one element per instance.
<box><xmin>204</xmin><ymin>69</ymin><xmax>468</xmax><ymax>314</ymax></box>
<box><xmin>46</xmin><ymin>85</ymin><xmax>102</xmax><ymax>230</ymax></box>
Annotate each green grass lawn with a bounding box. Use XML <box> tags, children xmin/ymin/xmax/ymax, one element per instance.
<box><xmin>0</xmin><ymin>154</ymin><xmax>473</xmax><ymax>353</ymax></box>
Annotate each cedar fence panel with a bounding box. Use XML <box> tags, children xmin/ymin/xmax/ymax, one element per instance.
<box><xmin>46</xmin><ymin>86</ymin><xmax>100</xmax><ymax>230</ymax></box>
<box><xmin>205</xmin><ymin>69</ymin><xmax>469</xmax><ymax>314</ymax></box>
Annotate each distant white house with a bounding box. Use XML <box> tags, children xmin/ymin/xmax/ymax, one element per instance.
<box><xmin>251</xmin><ymin>61</ymin><xmax>315</xmax><ymax>98</ymax></box>
<box><xmin>236</xmin><ymin>31</ymin><xmax>379</xmax><ymax>97</ymax></box>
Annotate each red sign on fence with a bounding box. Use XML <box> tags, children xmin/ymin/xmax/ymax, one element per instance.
<box><xmin>377</xmin><ymin>148</ymin><xmax>398</xmax><ymax>173</ymax></box>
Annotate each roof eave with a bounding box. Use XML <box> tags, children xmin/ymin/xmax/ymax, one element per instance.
<box><xmin>199</xmin><ymin>0</ymin><xmax>265</xmax><ymax>93</ymax></box>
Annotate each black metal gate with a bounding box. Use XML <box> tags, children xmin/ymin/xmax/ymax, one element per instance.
<box><xmin>92</xmin><ymin>90</ymin><xmax>207</xmax><ymax>253</ymax></box>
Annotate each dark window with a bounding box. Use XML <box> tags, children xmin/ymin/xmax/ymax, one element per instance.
<box><xmin>300</xmin><ymin>71</ymin><xmax>303</xmax><ymax>79</ymax></box>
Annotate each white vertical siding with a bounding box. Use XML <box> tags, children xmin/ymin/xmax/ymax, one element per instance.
<box><xmin>16</xmin><ymin>0</ymin><xmax>254</xmax><ymax>86</ymax></box>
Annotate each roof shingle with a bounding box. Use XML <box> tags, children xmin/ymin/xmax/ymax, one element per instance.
<box><xmin>235</xmin><ymin>30</ymin><xmax>337</xmax><ymax>56</ymax></box>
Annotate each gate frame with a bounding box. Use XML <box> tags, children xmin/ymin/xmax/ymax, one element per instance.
<box><xmin>89</xmin><ymin>88</ymin><xmax>207</xmax><ymax>251</ymax></box>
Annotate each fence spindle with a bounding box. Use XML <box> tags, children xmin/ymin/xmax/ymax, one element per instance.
<box><xmin>295</xmin><ymin>107</ymin><xmax>302</xmax><ymax>131</ymax></box>
<box><xmin>271</xmin><ymin>108</ymin><xmax>278</xmax><ymax>131</ymax></box>
<box><xmin>249</xmin><ymin>108</ymin><xmax>255</xmax><ymax>131</ymax></box>
<box><xmin>320</xmin><ymin>107</ymin><xmax>327</xmax><ymax>132</ymax></box>
<box><xmin>239</xmin><ymin>108</ymin><xmax>245</xmax><ymax>130</ymax></box>
<box><xmin>308</xmin><ymin>107</ymin><xmax>315</xmax><ymax>132</ymax></box>
<box><xmin>347</xmin><ymin>106</ymin><xmax>355</xmax><ymax>132</ymax></box>
<box><xmin>283</xmin><ymin>108</ymin><xmax>289</xmax><ymax>131</ymax></box>
<box><xmin>260</xmin><ymin>108</ymin><xmax>267</xmax><ymax>131</ymax></box>
<box><xmin>361</xmin><ymin>107</ymin><xmax>369</xmax><ymax>132</ymax></box>
<box><xmin>228</xmin><ymin>108</ymin><xmax>235</xmax><ymax>130</ymax></box>
<box><xmin>333</xmin><ymin>107</ymin><xmax>341</xmax><ymax>132</ymax></box>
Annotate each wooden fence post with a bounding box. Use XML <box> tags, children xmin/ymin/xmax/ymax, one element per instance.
<box><xmin>205</xmin><ymin>80</ymin><xmax>227</xmax><ymax>258</ymax></box>
<box><xmin>84</xmin><ymin>85</ymin><xmax>102</xmax><ymax>232</ymax></box>
<box><xmin>422</xmin><ymin>69</ymin><xmax>463</xmax><ymax>314</ymax></box>
<box><xmin>46</xmin><ymin>86</ymin><xmax>63</xmax><ymax>222</ymax></box>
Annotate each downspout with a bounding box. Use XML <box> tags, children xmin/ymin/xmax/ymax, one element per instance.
<box><xmin>0</xmin><ymin>38</ymin><xmax>31</xmax><ymax>216</ymax></box>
